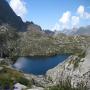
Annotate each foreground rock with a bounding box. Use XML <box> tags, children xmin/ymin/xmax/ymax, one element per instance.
<box><xmin>24</xmin><ymin>74</ymin><xmax>52</xmax><ymax>88</ymax></box>
<box><xmin>46</xmin><ymin>48</ymin><xmax>90</xmax><ymax>89</ymax></box>
<box><xmin>14</xmin><ymin>83</ymin><xmax>27</xmax><ymax>90</ymax></box>
<box><xmin>27</xmin><ymin>86</ymin><xmax>44</xmax><ymax>90</ymax></box>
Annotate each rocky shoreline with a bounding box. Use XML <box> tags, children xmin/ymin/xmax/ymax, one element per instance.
<box><xmin>20</xmin><ymin>48</ymin><xmax>90</xmax><ymax>89</ymax></box>
<box><xmin>0</xmin><ymin>47</ymin><xmax>90</xmax><ymax>90</ymax></box>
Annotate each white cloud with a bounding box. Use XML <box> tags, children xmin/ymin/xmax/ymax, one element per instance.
<box><xmin>59</xmin><ymin>11</ymin><xmax>71</xmax><ymax>24</ymax></box>
<box><xmin>52</xmin><ymin>11</ymin><xmax>71</xmax><ymax>31</ymax></box>
<box><xmin>77</xmin><ymin>5</ymin><xmax>84</xmax><ymax>17</ymax></box>
<box><xmin>52</xmin><ymin>5</ymin><xmax>90</xmax><ymax>31</ymax></box>
<box><xmin>9</xmin><ymin>0</ymin><xmax>27</xmax><ymax>20</ymax></box>
<box><xmin>84</xmin><ymin>12</ymin><xmax>90</xmax><ymax>19</ymax></box>
<box><xmin>77</xmin><ymin>5</ymin><xmax>90</xmax><ymax>19</ymax></box>
<box><xmin>52</xmin><ymin>23</ymin><xmax>60</xmax><ymax>31</ymax></box>
<box><xmin>71</xmin><ymin>16</ymin><xmax>80</xmax><ymax>27</ymax></box>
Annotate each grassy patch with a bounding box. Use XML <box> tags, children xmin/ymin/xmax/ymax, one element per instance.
<box><xmin>0</xmin><ymin>66</ymin><xmax>32</xmax><ymax>89</ymax></box>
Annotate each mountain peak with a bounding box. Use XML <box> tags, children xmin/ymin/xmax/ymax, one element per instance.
<box><xmin>0</xmin><ymin>0</ymin><xmax>24</xmax><ymax>31</ymax></box>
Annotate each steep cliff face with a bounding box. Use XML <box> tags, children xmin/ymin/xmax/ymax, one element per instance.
<box><xmin>0</xmin><ymin>0</ymin><xmax>25</xmax><ymax>31</ymax></box>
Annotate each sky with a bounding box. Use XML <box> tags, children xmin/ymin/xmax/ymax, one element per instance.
<box><xmin>7</xmin><ymin>0</ymin><xmax>90</xmax><ymax>31</ymax></box>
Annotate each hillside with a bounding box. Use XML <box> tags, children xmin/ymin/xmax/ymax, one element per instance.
<box><xmin>0</xmin><ymin>0</ymin><xmax>25</xmax><ymax>31</ymax></box>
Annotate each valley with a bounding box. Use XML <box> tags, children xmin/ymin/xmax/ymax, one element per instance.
<box><xmin>0</xmin><ymin>0</ymin><xmax>90</xmax><ymax>90</ymax></box>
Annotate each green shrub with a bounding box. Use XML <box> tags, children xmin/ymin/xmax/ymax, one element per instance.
<box><xmin>0</xmin><ymin>67</ymin><xmax>32</xmax><ymax>89</ymax></box>
<box><xmin>16</xmin><ymin>77</ymin><xmax>30</xmax><ymax>86</ymax></box>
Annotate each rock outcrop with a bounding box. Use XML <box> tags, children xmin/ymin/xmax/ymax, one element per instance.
<box><xmin>46</xmin><ymin>48</ymin><xmax>90</xmax><ymax>89</ymax></box>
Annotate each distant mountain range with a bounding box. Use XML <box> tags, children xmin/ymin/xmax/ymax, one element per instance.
<box><xmin>73</xmin><ymin>25</ymin><xmax>90</xmax><ymax>36</ymax></box>
<box><xmin>61</xmin><ymin>26</ymin><xmax>90</xmax><ymax>36</ymax></box>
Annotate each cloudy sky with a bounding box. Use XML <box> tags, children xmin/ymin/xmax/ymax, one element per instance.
<box><xmin>7</xmin><ymin>0</ymin><xmax>90</xmax><ymax>31</ymax></box>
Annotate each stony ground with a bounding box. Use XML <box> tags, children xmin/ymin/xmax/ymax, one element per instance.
<box><xmin>46</xmin><ymin>47</ymin><xmax>90</xmax><ymax>89</ymax></box>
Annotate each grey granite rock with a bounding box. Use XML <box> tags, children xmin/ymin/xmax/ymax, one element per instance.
<box><xmin>46</xmin><ymin>48</ymin><xmax>90</xmax><ymax>89</ymax></box>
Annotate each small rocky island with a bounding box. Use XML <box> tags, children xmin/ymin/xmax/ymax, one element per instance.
<box><xmin>0</xmin><ymin>0</ymin><xmax>90</xmax><ymax>90</ymax></box>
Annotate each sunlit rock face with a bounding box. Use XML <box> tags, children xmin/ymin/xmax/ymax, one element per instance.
<box><xmin>46</xmin><ymin>48</ymin><xmax>90</xmax><ymax>89</ymax></box>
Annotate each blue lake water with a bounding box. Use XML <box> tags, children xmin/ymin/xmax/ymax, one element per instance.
<box><xmin>14</xmin><ymin>54</ymin><xmax>69</xmax><ymax>75</ymax></box>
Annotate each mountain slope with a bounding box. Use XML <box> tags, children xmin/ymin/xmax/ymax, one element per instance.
<box><xmin>0</xmin><ymin>0</ymin><xmax>24</xmax><ymax>31</ymax></box>
<box><xmin>74</xmin><ymin>25</ymin><xmax>90</xmax><ymax>36</ymax></box>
